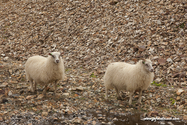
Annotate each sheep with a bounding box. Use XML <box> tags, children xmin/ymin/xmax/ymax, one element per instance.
<box><xmin>25</xmin><ymin>52</ymin><xmax>65</xmax><ymax>95</ymax></box>
<box><xmin>104</xmin><ymin>59</ymin><xmax>154</xmax><ymax>105</ymax></box>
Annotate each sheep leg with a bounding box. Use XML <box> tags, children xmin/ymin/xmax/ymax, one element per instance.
<box><xmin>42</xmin><ymin>85</ymin><xmax>48</xmax><ymax>95</ymax></box>
<box><xmin>137</xmin><ymin>90</ymin><xmax>142</xmax><ymax>104</ymax></box>
<box><xmin>129</xmin><ymin>91</ymin><xmax>134</xmax><ymax>105</ymax></box>
<box><xmin>34</xmin><ymin>82</ymin><xmax>37</xmax><ymax>93</ymax></box>
<box><xmin>105</xmin><ymin>87</ymin><xmax>108</xmax><ymax>100</ymax></box>
<box><xmin>54</xmin><ymin>81</ymin><xmax>57</xmax><ymax>95</ymax></box>
<box><xmin>30</xmin><ymin>79</ymin><xmax>35</xmax><ymax>92</ymax></box>
<box><xmin>115</xmin><ymin>87</ymin><xmax>122</xmax><ymax>100</ymax></box>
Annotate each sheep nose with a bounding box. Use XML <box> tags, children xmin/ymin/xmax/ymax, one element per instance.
<box><xmin>150</xmin><ymin>69</ymin><xmax>154</xmax><ymax>72</ymax></box>
<box><xmin>56</xmin><ymin>60</ymin><xmax>59</xmax><ymax>63</ymax></box>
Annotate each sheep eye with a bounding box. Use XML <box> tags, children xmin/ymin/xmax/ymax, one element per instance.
<box><xmin>52</xmin><ymin>55</ymin><xmax>55</xmax><ymax>58</ymax></box>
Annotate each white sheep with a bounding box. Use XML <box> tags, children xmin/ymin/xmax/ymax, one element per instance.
<box><xmin>25</xmin><ymin>52</ymin><xmax>65</xmax><ymax>95</ymax></box>
<box><xmin>104</xmin><ymin>59</ymin><xmax>154</xmax><ymax>105</ymax></box>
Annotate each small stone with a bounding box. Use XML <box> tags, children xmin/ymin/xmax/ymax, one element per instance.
<box><xmin>138</xmin><ymin>46</ymin><xmax>146</xmax><ymax>52</ymax></box>
<box><xmin>177</xmin><ymin>105</ymin><xmax>184</xmax><ymax>110</ymax></box>
<box><xmin>11</xmin><ymin>94</ymin><xmax>20</xmax><ymax>98</ymax></box>
<box><xmin>156</xmin><ymin>98</ymin><xmax>161</xmax><ymax>103</ymax></box>
<box><xmin>158</xmin><ymin>58</ymin><xmax>166</xmax><ymax>65</ymax></box>
<box><xmin>72</xmin><ymin>117</ymin><xmax>82</xmax><ymax>124</ymax></box>
<box><xmin>167</xmin><ymin>58</ymin><xmax>173</xmax><ymax>63</ymax></box>
<box><xmin>0</xmin><ymin>117</ymin><xmax>3</xmax><ymax>122</ymax></box>
<box><xmin>149</xmin><ymin>47</ymin><xmax>154</xmax><ymax>53</ymax></box>
<box><xmin>70</xmin><ymin>86</ymin><xmax>86</xmax><ymax>91</ymax></box>
<box><xmin>1</xmin><ymin>54</ymin><xmax>5</xmax><ymax>57</ymax></box>
<box><xmin>98</xmin><ymin>117</ymin><xmax>104</xmax><ymax>120</ymax></box>
<box><xmin>69</xmin><ymin>87</ymin><xmax>77</xmax><ymax>91</ymax></box>
<box><xmin>97</xmin><ymin>69</ymin><xmax>103</xmax><ymax>74</ymax></box>
<box><xmin>167</xmin><ymin>122</ymin><xmax>174</xmax><ymax>125</ymax></box>
<box><xmin>157</xmin><ymin>20</ymin><xmax>161</xmax><ymax>24</ymax></box>
<box><xmin>183</xmin><ymin>115</ymin><xmax>187</xmax><ymax>120</ymax></box>
<box><xmin>152</xmin><ymin>56</ymin><xmax>159</xmax><ymax>60</ymax></box>
<box><xmin>9</xmin><ymin>80</ymin><xmax>18</xmax><ymax>84</ymax></box>
<box><xmin>3</xmin><ymin>57</ymin><xmax>9</xmax><ymax>62</ymax></box>
<box><xmin>0</xmin><ymin>85</ymin><xmax>6</xmax><ymax>88</ymax></box>
<box><xmin>181</xmin><ymin>81</ymin><xmax>186</xmax><ymax>86</ymax></box>
<box><xmin>109</xmin><ymin>1</ymin><xmax>118</xmax><ymax>5</ymax></box>
<box><xmin>8</xmin><ymin>91</ymin><xmax>12</xmax><ymax>96</ymax></box>
<box><xmin>26</xmin><ymin>95</ymin><xmax>35</xmax><ymax>100</ymax></box>
<box><xmin>176</xmin><ymin>96</ymin><xmax>181</xmax><ymax>101</ymax></box>
<box><xmin>113</xmin><ymin>117</ymin><xmax>118</xmax><ymax>121</ymax></box>
<box><xmin>76</xmin><ymin>86</ymin><xmax>84</xmax><ymax>91</ymax></box>
<box><xmin>92</xmin><ymin>121</ymin><xmax>97</xmax><ymax>125</ymax></box>
<box><xmin>172</xmin><ymin>73</ymin><xmax>180</xmax><ymax>78</ymax></box>
<box><xmin>1</xmin><ymin>98</ymin><xmax>8</xmax><ymax>103</ymax></box>
<box><xmin>155</xmin><ymin>78</ymin><xmax>162</xmax><ymax>83</ymax></box>
<box><xmin>42</xmin><ymin>111</ymin><xmax>48</xmax><ymax>117</ymax></box>
<box><xmin>148</xmin><ymin>111</ymin><xmax>158</xmax><ymax>117</ymax></box>
<box><xmin>62</xmin><ymin>93</ymin><xmax>69</xmax><ymax>96</ymax></box>
<box><xmin>36</xmin><ymin>94</ymin><xmax>44</xmax><ymax>99</ymax></box>
<box><xmin>176</xmin><ymin>89</ymin><xmax>184</xmax><ymax>96</ymax></box>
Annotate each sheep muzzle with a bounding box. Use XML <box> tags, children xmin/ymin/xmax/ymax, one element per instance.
<box><xmin>150</xmin><ymin>69</ymin><xmax>154</xmax><ymax>72</ymax></box>
<box><xmin>56</xmin><ymin>60</ymin><xmax>59</xmax><ymax>63</ymax></box>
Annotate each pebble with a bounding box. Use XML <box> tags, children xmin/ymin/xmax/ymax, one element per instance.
<box><xmin>62</xmin><ymin>93</ymin><xmax>70</xmax><ymax>96</ymax></box>
<box><xmin>176</xmin><ymin>89</ymin><xmax>184</xmax><ymax>96</ymax></box>
<box><xmin>177</xmin><ymin>105</ymin><xmax>184</xmax><ymax>111</ymax></box>
<box><xmin>0</xmin><ymin>82</ymin><xmax>8</xmax><ymax>88</ymax></box>
<box><xmin>36</xmin><ymin>94</ymin><xmax>44</xmax><ymax>99</ymax></box>
<box><xmin>42</xmin><ymin>111</ymin><xmax>48</xmax><ymax>117</ymax></box>
<box><xmin>183</xmin><ymin>115</ymin><xmax>187</xmax><ymax>121</ymax></box>
<box><xmin>167</xmin><ymin>122</ymin><xmax>174</xmax><ymax>125</ymax></box>
<box><xmin>26</xmin><ymin>95</ymin><xmax>35</xmax><ymax>100</ymax></box>
<box><xmin>167</xmin><ymin>58</ymin><xmax>173</xmax><ymax>63</ymax></box>
<box><xmin>72</xmin><ymin>117</ymin><xmax>82</xmax><ymax>124</ymax></box>
<box><xmin>0</xmin><ymin>117</ymin><xmax>3</xmax><ymax>122</ymax></box>
<box><xmin>155</xmin><ymin>78</ymin><xmax>162</xmax><ymax>83</ymax></box>
<box><xmin>158</xmin><ymin>58</ymin><xmax>166</xmax><ymax>65</ymax></box>
<box><xmin>8</xmin><ymin>91</ymin><xmax>13</xmax><ymax>96</ymax></box>
<box><xmin>157</xmin><ymin>20</ymin><xmax>161</xmax><ymax>25</ymax></box>
<box><xmin>176</xmin><ymin>96</ymin><xmax>181</xmax><ymax>101</ymax></box>
<box><xmin>181</xmin><ymin>81</ymin><xmax>186</xmax><ymax>86</ymax></box>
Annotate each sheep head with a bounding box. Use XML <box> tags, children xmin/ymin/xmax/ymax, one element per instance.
<box><xmin>142</xmin><ymin>59</ymin><xmax>154</xmax><ymax>73</ymax></box>
<box><xmin>49</xmin><ymin>52</ymin><xmax>62</xmax><ymax>64</ymax></box>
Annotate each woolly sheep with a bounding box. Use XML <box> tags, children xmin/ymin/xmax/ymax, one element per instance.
<box><xmin>25</xmin><ymin>52</ymin><xmax>65</xmax><ymax>95</ymax></box>
<box><xmin>104</xmin><ymin>59</ymin><xmax>154</xmax><ymax>105</ymax></box>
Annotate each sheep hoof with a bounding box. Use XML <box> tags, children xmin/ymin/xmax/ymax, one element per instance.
<box><xmin>42</xmin><ymin>91</ymin><xmax>47</xmax><ymax>96</ymax></box>
<box><xmin>105</xmin><ymin>98</ymin><xmax>111</xmax><ymax>103</ymax></box>
<box><xmin>53</xmin><ymin>92</ymin><xmax>57</xmax><ymax>96</ymax></box>
<box><xmin>117</xmin><ymin>96</ymin><xmax>123</xmax><ymax>100</ymax></box>
<box><xmin>105</xmin><ymin>98</ymin><xmax>109</xmax><ymax>101</ymax></box>
<box><xmin>138</xmin><ymin>101</ymin><xmax>142</xmax><ymax>104</ymax></box>
<box><xmin>105</xmin><ymin>99</ymin><xmax>113</xmax><ymax>104</ymax></box>
<box><xmin>28</xmin><ymin>87</ymin><xmax>36</xmax><ymax>93</ymax></box>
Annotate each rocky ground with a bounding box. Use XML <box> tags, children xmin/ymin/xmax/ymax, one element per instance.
<box><xmin>0</xmin><ymin>0</ymin><xmax>187</xmax><ymax>124</ymax></box>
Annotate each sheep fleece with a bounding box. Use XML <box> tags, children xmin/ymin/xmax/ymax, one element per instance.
<box><xmin>104</xmin><ymin>62</ymin><xmax>154</xmax><ymax>92</ymax></box>
<box><xmin>25</xmin><ymin>56</ymin><xmax>65</xmax><ymax>85</ymax></box>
